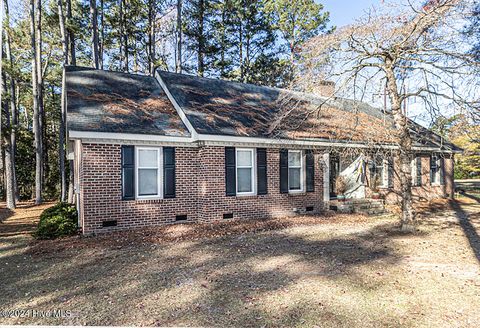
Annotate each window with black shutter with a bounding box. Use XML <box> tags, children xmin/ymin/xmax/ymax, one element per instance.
<box><xmin>257</xmin><ymin>148</ymin><xmax>267</xmax><ymax>195</ymax></box>
<box><xmin>306</xmin><ymin>150</ymin><xmax>315</xmax><ymax>192</ymax></box>
<box><xmin>430</xmin><ymin>154</ymin><xmax>439</xmax><ymax>185</ymax></box>
<box><xmin>414</xmin><ymin>157</ymin><xmax>422</xmax><ymax>186</ymax></box>
<box><xmin>163</xmin><ymin>147</ymin><xmax>176</xmax><ymax>198</ymax></box>
<box><xmin>121</xmin><ymin>145</ymin><xmax>135</xmax><ymax>200</ymax></box>
<box><xmin>225</xmin><ymin>147</ymin><xmax>236</xmax><ymax>196</ymax></box>
<box><xmin>439</xmin><ymin>157</ymin><xmax>445</xmax><ymax>185</ymax></box>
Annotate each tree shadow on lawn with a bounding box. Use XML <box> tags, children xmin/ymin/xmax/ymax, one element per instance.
<box><xmin>0</xmin><ymin>221</ymin><xmax>421</xmax><ymax>327</ymax></box>
<box><xmin>450</xmin><ymin>195</ymin><xmax>480</xmax><ymax>264</ymax></box>
<box><xmin>416</xmin><ymin>196</ymin><xmax>480</xmax><ymax>264</ymax></box>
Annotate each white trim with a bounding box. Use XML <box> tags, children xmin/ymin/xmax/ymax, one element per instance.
<box><xmin>288</xmin><ymin>150</ymin><xmax>304</xmax><ymax>193</ymax></box>
<box><xmin>68</xmin><ymin>130</ymin><xmax>460</xmax><ymax>154</ymax></box>
<box><xmin>69</xmin><ymin>130</ymin><xmax>193</xmax><ymax>143</ymax></box>
<box><xmin>135</xmin><ymin>147</ymin><xmax>163</xmax><ymax>200</ymax></box>
<box><xmin>235</xmin><ymin>148</ymin><xmax>256</xmax><ymax>196</ymax></box>
<box><xmin>155</xmin><ymin>71</ymin><xmax>199</xmax><ymax>140</ymax></box>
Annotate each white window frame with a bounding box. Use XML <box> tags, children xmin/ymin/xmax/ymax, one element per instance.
<box><xmin>288</xmin><ymin>150</ymin><xmax>304</xmax><ymax>193</ymax></box>
<box><xmin>236</xmin><ymin>148</ymin><xmax>256</xmax><ymax>196</ymax></box>
<box><xmin>381</xmin><ymin>157</ymin><xmax>389</xmax><ymax>188</ymax></box>
<box><xmin>431</xmin><ymin>154</ymin><xmax>440</xmax><ymax>185</ymax></box>
<box><xmin>135</xmin><ymin>146</ymin><xmax>163</xmax><ymax>199</ymax></box>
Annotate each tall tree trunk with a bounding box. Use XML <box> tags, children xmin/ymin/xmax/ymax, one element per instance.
<box><xmin>176</xmin><ymin>0</ymin><xmax>182</xmax><ymax>73</ymax></box>
<box><xmin>99</xmin><ymin>0</ymin><xmax>104</xmax><ymax>69</ymax></box>
<box><xmin>239</xmin><ymin>22</ymin><xmax>244</xmax><ymax>82</ymax></box>
<box><xmin>148</xmin><ymin>0</ymin><xmax>156</xmax><ymax>75</ymax></box>
<box><xmin>3</xmin><ymin>0</ymin><xmax>18</xmax><ymax>203</ymax></box>
<box><xmin>119</xmin><ymin>0</ymin><xmax>128</xmax><ymax>71</ymax></box>
<box><xmin>35</xmin><ymin>0</ymin><xmax>45</xmax><ymax>202</ymax></box>
<box><xmin>58</xmin><ymin>0</ymin><xmax>68</xmax><ymax>202</ymax></box>
<box><xmin>197</xmin><ymin>0</ymin><xmax>205</xmax><ymax>76</ymax></box>
<box><xmin>30</xmin><ymin>0</ymin><xmax>42</xmax><ymax>204</ymax></box>
<box><xmin>66</xmin><ymin>0</ymin><xmax>75</xmax><ymax>65</ymax></box>
<box><xmin>90</xmin><ymin>0</ymin><xmax>99</xmax><ymax>69</ymax></box>
<box><xmin>1</xmin><ymin>74</ymin><xmax>16</xmax><ymax>209</ymax></box>
<box><xmin>385</xmin><ymin>63</ymin><xmax>414</xmax><ymax>231</ymax></box>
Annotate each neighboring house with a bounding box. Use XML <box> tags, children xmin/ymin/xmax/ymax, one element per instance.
<box><xmin>66</xmin><ymin>66</ymin><xmax>461</xmax><ymax>234</ymax></box>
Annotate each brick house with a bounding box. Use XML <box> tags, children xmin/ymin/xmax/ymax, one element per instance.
<box><xmin>66</xmin><ymin>66</ymin><xmax>461</xmax><ymax>234</ymax></box>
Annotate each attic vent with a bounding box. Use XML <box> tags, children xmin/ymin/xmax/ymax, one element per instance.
<box><xmin>223</xmin><ymin>213</ymin><xmax>234</xmax><ymax>219</ymax></box>
<box><xmin>306</xmin><ymin>206</ymin><xmax>314</xmax><ymax>212</ymax></box>
<box><xmin>102</xmin><ymin>220</ymin><xmax>117</xmax><ymax>227</ymax></box>
<box><xmin>175</xmin><ymin>214</ymin><xmax>188</xmax><ymax>221</ymax></box>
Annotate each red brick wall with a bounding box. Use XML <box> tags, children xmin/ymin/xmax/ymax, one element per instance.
<box><xmin>79</xmin><ymin>144</ymin><xmax>324</xmax><ymax>234</ymax></box>
<box><xmin>365</xmin><ymin>154</ymin><xmax>455</xmax><ymax>203</ymax></box>
<box><xmin>197</xmin><ymin>147</ymin><xmax>324</xmax><ymax>222</ymax></box>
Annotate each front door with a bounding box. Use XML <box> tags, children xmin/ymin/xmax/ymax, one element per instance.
<box><xmin>330</xmin><ymin>156</ymin><xmax>340</xmax><ymax>198</ymax></box>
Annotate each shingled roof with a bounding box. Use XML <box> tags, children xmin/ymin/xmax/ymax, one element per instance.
<box><xmin>66</xmin><ymin>66</ymin><xmax>189</xmax><ymax>137</ymax></box>
<box><xmin>65</xmin><ymin>66</ymin><xmax>459</xmax><ymax>151</ymax></box>
<box><xmin>157</xmin><ymin>70</ymin><xmax>460</xmax><ymax>151</ymax></box>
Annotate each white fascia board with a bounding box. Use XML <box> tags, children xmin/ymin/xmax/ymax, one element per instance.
<box><xmin>197</xmin><ymin>133</ymin><xmax>394</xmax><ymax>149</ymax></box>
<box><xmin>155</xmin><ymin>70</ymin><xmax>199</xmax><ymax>140</ymax></box>
<box><xmin>198</xmin><ymin>134</ymin><xmax>460</xmax><ymax>153</ymax></box>
<box><xmin>69</xmin><ymin>130</ymin><xmax>195</xmax><ymax>145</ymax></box>
<box><xmin>68</xmin><ymin>130</ymin><xmax>460</xmax><ymax>153</ymax></box>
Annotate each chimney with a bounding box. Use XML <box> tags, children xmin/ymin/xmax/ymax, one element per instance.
<box><xmin>311</xmin><ymin>80</ymin><xmax>335</xmax><ymax>98</ymax></box>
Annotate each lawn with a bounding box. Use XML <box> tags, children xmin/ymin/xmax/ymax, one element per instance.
<box><xmin>1</xmin><ymin>197</ymin><xmax>479</xmax><ymax>327</ymax></box>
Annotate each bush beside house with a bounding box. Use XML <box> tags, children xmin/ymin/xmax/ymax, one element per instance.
<box><xmin>34</xmin><ymin>203</ymin><xmax>78</xmax><ymax>239</ymax></box>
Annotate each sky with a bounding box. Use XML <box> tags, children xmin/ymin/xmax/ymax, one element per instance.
<box><xmin>320</xmin><ymin>0</ymin><xmax>386</xmax><ymax>27</ymax></box>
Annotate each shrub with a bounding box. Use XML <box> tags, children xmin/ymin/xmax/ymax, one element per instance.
<box><xmin>34</xmin><ymin>202</ymin><xmax>78</xmax><ymax>239</ymax></box>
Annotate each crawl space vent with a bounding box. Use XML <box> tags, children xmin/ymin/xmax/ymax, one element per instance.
<box><xmin>102</xmin><ymin>220</ymin><xmax>117</xmax><ymax>227</ymax></box>
<box><xmin>223</xmin><ymin>213</ymin><xmax>234</xmax><ymax>219</ymax></box>
<box><xmin>175</xmin><ymin>214</ymin><xmax>188</xmax><ymax>221</ymax></box>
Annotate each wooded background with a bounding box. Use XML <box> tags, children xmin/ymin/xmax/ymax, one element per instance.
<box><xmin>0</xmin><ymin>0</ymin><xmax>478</xmax><ymax>211</ymax></box>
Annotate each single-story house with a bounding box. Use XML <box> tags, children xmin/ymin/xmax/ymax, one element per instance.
<box><xmin>66</xmin><ymin>66</ymin><xmax>461</xmax><ymax>234</ymax></box>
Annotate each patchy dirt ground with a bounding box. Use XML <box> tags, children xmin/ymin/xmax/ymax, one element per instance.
<box><xmin>0</xmin><ymin>197</ymin><xmax>479</xmax><ymax>327</ymax></box>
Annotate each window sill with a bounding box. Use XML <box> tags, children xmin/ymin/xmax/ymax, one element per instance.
<box><xmin>288</xmin><ymin>190</ymin><xmax>306</xmax><ymax>195</ymax></box>
<box><xmin>236</xmin><ymin>192</ymin><xmax>256</xmax><ymax>197</ymax></box>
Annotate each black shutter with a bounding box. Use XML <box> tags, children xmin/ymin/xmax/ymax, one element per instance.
<box><xmin>257</xmin><ymin>148</ymin><xmax>267</xmax><ymax>195</ymax></box>
<box><xmin>121</xmin><ymin>145</ymin><xmax>135</xmax><ymax>200</ymax></box>
<box><xmin>387</xmin><ymin>157</ymin><xmax>394</xmax><ymax>188</ymax></box>
<box><xmin>225</xmin><ymin>147</ymin><xmax>236</xmax><ymax>196</ymax></box>
<box><xmin>306</xmin><ymin>150</ymin><xmax>315</xmax><ymax>192</ymax></box>
<box><xmin>280</xmin><ymin>149</ymin><xmax>289</xmax><ymax>193</ymax></box>
<box><xmin>163</xmin><ymin>147</ymin><xmax>176</xmax><ymax>198</ymax></box>
<box><xmin>416</xmin><ymin>157</ymin><xmax>422</xmax><ymax>186</ymax></box>
<box><xmin>439</xmin><ymin>157</ymin><xmax>445</xmax><ymax>185</ymax></box>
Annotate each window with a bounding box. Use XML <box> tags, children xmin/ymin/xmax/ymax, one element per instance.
<box><xmin>430</xmin><ymin>155</ymin><xmax>440</xmax><ymax>185</ymax></box>
<box><xmin>412</xmin><ymin>157</ymin><xmax>422</xmax><ymax>186</ymax></box>
<box><xmin>370</xmin><ymin>156</ymin><xmax>386</xmax><ymax>188</ymax></box>
<box><xmin>136</xmin><ymin>147</ymin><xmax>162</xmax><ymax>198</ymax></box>
<box><xmin>236</xmin><ymin>148</ymin><xmax>255</xmax><ymax>195</ymax></box>
<box><xmin>288</xmin><ymin>150</ymin><xmax>303</xmax><ymax>191</ymax></box>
